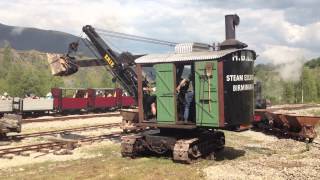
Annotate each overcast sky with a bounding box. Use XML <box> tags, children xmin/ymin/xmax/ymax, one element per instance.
<box><xmin>0</xmin><ymin>0</ymin><xmax>319</xmax><ymax>63</ymax></box>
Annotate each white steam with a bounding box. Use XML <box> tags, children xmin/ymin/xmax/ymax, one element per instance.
<box><xmin>261</xmin><ymin>45</ymin><xmax>307</xmax><ymax>82</ymax></box>
<box><xmin>10</xmin><ymin>27</ymin><xmax>25</xmax><ymax>35</ymax></box>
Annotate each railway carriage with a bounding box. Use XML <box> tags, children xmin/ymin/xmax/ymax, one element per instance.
<box><xmin>87</xmin><ymin>88</ymin><xmax>136</xmax><ymax>110</ymax></box>
<box><xmin>121</xmin><ymin>94</ymin><xmax>136</xmax><ymax>108</ymax></box>
<box><xmin>52</xmin><ymin>88</ymin><xmax>89</xmax><ymax>112</ymax></box>
<box><xmin>22</xmin><ymin>98</ymin><xmax>54</xmax><ymax>113</ymax></box>
<box><xmin>0</xmin><ymin>88</ymin><xmax>135</xmax><ymax>116</ymax></box>
<box><xmin>0</xmin><ymin>87</ymin><xmax>135</xmax><ymax>137</ymax></box>
<box><xmin>88</xmin><ymin>88</ymin><xmax>120</xmax><ymax>110</ymax></box>
<box><xmin>0</xmin><ymin>99</ymin><xmax>13</xmax><ymax>114</ymax></box>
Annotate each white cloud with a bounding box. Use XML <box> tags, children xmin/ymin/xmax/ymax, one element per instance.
<box><xmin>0</xmin><ymin>0</ymin><xmax>319</xmax><ymax>60</ymax></box>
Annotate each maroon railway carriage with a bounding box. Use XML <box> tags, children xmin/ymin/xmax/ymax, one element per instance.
<box><xmin>87</xmin><ymin>88</ymin><xmax>121</xmax><ymax>110</ymax></box>
<box><xmin>121</xmin><ymin>93</ymin><xmax>136</xmax><ymax>108</ymax></box>
<box><xmin>52</xmin><ymin>88</ymin><xmax>88</xmax><ymax>112</ymax></box>
<box><xmin>88</xmin><ymin>88</ymin><xmax>136</xmax><ymax>110</ymax></box>
<box><xmin>52</xmin><ymin>88</ymin><xmax>136</xmax><ymax>112</ymax></box>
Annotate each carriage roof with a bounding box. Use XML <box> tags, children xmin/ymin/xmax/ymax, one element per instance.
<box><xmin>135</xmin><ymin>48</ymin><xmax>255</xmax><ymax>64</ymax></box>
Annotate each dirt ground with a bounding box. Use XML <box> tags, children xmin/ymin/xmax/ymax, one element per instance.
<box><xmin>0</xmin><ymin>110</ymin><xmax>320</xmax><ymax>179</ymax></box>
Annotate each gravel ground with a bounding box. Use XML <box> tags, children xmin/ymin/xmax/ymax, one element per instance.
<box><xmin>1</xmin><ymin>108</ymin><xmax>320</xmax><ymax>179</ymax></box>
<box><xmin>204</xmin><ymin>129</ymin><xmax>320</xmax><ymax>180</ymax></box>
<box><xmin>273</xmin><ymin>107</ymin><xmax>320</xmax><ymax>116</ymax></box>
<box><xmin>204</xmin><ymin>115</ymin><xmax>320</xmax><ymax>180</ymax></box>
<box><xmin>270</xmin><ymin>104</ymin><xmax>320</xmax><ymax>109</ymax></box>
<box><xmin>2</xmin><ymin>128</ymin><xmax>319</xmax><ymax>179</ymax></box>
<box><xmin>269</xmin><ymin>104</ymin><xmax>320</xmax><ymax>116</ymax></box>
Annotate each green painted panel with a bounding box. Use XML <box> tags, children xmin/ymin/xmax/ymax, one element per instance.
<box><xmin>155</xmin><ymin>63</ymin><xmax>176</xmax><ymax>124</ymax></box>
<box><xmin>195</xmin><ymin>60</ymin><xmax>219</xmax><ymax>127</ymax></box>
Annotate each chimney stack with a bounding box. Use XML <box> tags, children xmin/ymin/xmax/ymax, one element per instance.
<box><xmin>220</xmin><ymin>14</ymin><xmax>247</xmax><ymax>50</ymax></box>
<box><xmin>225</xmin><ymin>14</ymin><xmax>239</xmax><ymax>40</ymax></box>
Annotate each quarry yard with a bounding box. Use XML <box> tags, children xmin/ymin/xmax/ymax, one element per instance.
<box><xmin>0</xmin><ymin>1</ymin><xmax>320</xmax><ymax>180</ymax></box>
<box><xmin>0</xmin><ymin>110</ymin><xmax>319</xmax><ymax>180</ymax></box>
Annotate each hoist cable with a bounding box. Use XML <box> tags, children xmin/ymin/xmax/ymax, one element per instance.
<box><xmin>96</xmin><ymin>28</ymin><xmax>177</xmax><ymax>47</ymax></box>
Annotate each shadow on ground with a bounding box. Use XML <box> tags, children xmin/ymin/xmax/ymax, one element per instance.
<box><xmin>214</xmin><ymin>146</ymin><xmax>246</xmax><ymax>161</ymax></box>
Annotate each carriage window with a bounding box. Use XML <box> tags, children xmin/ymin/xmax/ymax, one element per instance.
<box><xmin>62</xmin><ymin>89</ymin><xmax>87</xmax><ymax>98</ymax></box>
<box><xmin>95</xmin><ymin>89</ymin><xmax>116</xmax><ymax>97</ymax></box>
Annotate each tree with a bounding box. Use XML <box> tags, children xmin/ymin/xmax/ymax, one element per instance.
<box><xmin>282</xmin><ymin>82</ymin><xmax>295</xmax><ymax>103</ymax></box>
<box><xmin>301</xmin><ymin>67</ymin><xmax>317</xmax><ymax>103</ymax></box>
<box><xmin>6</xmin><ymin>64</ymin><xmax>24</xmax><ymax>96</ymax></box>
<box><xmin>0</xmin><ymin>44</ymin><xmax>13</xmax><ymax>93</ymax></box>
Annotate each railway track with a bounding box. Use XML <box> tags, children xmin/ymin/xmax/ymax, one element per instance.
<box><xmin>6</xmin><ymin>122</ymin><xmax>121</xmax><ymax>140</ymax></box>
<box><xmin>22</xmin><ymin>112</ymin><xmax>121</xmax><ymax>124</ymax></box>
<box><xmin>0</xmin><ymin>133</ymin><xmax>122</xmax><ymax>158</ymax></box>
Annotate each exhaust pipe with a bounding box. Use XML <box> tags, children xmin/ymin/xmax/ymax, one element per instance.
<box><xmin>220</xmin><ymin>14</ymin><xmax>247</xmax><ymax>50</ymax></box>
<box><xmin>225</xmin><ymin>14</ymin><xmax>240</xmax><ymax>40</ymax></box>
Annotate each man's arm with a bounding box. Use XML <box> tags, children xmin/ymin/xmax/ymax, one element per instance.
<box><xmin>176</xmin><ymin>79</ymin><xmax>187</xmax><ymax>93</ymax></box>
<box><xmin>143</xmin><ymin>87</ymin><xmax>156</xmax><ymax>92</ymax></box>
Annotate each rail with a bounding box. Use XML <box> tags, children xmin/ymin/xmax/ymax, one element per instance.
<box><xmin>7</xmin><ymin>123</ymin><xmax>121</xmax><ymax>140</ymax></box>
<box><xmin>22</xmin><ymin>112</ymin><xmax>121</xmax><ymax>124</ymax></box>
<box><xmin>0</xmin><ymin>132</ymin><xmax>122</xmax><ymax>158</ymax></box>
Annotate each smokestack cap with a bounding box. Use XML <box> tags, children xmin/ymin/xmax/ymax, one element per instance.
<box><xmin>220</xmin><ymin>39</ymin><xmax>248</xmax><ymax>50</ymax></box>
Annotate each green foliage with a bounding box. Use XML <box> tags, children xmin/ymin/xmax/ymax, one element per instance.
<box><xmin>301</xmin><ymin>67</ymin><xmax>318</xmax><ymax>102</ymax></box>
<box><xmin>255</xmin><ymin>62</ymin><xmax>320</xmax><ymax>104</ymax></box>
<box><xmin>282</xmin><ymin>82</ymin><xmax>295</xmax><ymax>103</ymax></box>
<box><xmin>305</xmin><ymin>57</ymin><xmax>320</xmax><ymax>68</ymax></box>
<box><xmin>1</xmin><ymin>44</ymin><xmax>13</xmax><ymax>77</ymax></box>
<box><xmin>0</xmin><ymin>46</ymin><xmax>113</xmax><ymax>97</ymax></box>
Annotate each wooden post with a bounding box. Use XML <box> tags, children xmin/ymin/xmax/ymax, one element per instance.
<box><xmin>136</xmin><ymin>64</ymin><xmax>144</xmax><ymax>123</ymax></box>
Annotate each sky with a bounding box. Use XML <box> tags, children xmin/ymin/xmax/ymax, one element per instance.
<box><xmin>0</xmin><ymin>0</ymin><xmax>320</xmax><ymax>65</ymax></box>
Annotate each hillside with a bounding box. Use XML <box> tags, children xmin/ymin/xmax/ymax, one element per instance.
<box><xmin>0</xmin><ymin>23</ymin><xmax>92</xmax><ymax>55</ymax></box>
<box><xmin>0</xmin><ymin>46</ymin><xmax>114</xmax><ymax>97</ymax></box>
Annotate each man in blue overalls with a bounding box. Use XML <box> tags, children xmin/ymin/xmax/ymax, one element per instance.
<box><xmin>176</xmin><ymin>73</ymin><xmax>194</xmax><ymax>123</ymax></box>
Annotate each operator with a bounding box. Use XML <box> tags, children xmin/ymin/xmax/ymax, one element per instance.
<box><xmin>143</xmin><ymin>86</ymin><xmax>157</xmax><ymax>117</ymax></box>
<box><xmin>176</xmin><ymin>73</ymin><xmax>194</xmax><ymax>123</ymax></box>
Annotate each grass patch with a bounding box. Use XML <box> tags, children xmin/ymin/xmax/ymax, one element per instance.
<box><xmin>0</xmin><ymin>144</ymin><xmax>206</xmax><ymax>180</ymax></box>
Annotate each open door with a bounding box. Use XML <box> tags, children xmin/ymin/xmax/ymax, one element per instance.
<box><xmin>155</xmin><ymin>63</ymin><xmax>176</xmax><ymax>124</ymax></box>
